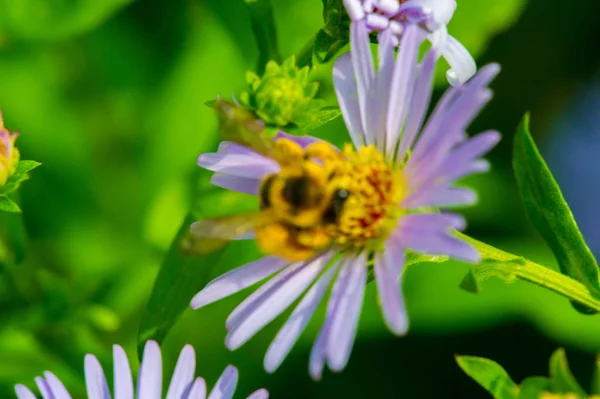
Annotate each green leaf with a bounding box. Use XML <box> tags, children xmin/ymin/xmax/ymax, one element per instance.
<box><xmin>456</xmin><ymin>355</ymin><xmax>520</xmax><ymax>399</ymax></box>
<box><xmin>293</xmin><ymin>106</ymin><xmax>342</xmax><ymax>133</ymax></box>
<box><xmin>0</xmin><ymin>196</ymin><xmax>21</xmax><ymax>213</ymax></box>
<box><xmin>513</xmin><ymin>114</ymin><xmax>600</xmax><ymax>312</ymax></box>
<box><xmin>549</xmin><ymin>348</ymin><xmax>586</xmax><ymax>396</ymax></box>
<box><xmin>0</xmin><ymin>0</ymin><xmax>133</xmax><ymax>41</ymax></box>
<box><xmin>459</xmin><ymin>233</ymin><xmax>600</xmax><ymax>312</ymax></box>
<box><xmin>137</xmin><ymin>213</ymin><xmax>228</xmax><ymax>354</ymax></box>
<box><xmin>244</xmin><ymin>0</ymin><xmax>282</xmax><ymax>74</ymax></box>
<box><xmin>460</xmin><ymin>267</ymin><xmax>483</xmax><ymax>294</ymax></box>
<box><xmin>517</xmin><ymin>377</ymin><xmax>552</xmax><ymax>399</ymax></box>
<box><xmin>312</xmin><ymin>28</ymin><xmax>347</xmax><ymax>65</ymax></box>
<box><xmin>591</xmin><ymin>354</ymin><xmax>600</xmax><ymax>395</ymax></box>
<box><xmin>13</xmin><ymin>160</ymin><xmax>42</xmax><ymax>177</ymax></box>
<box><xmin>1</xmin><ymin>160</ymin><xmax>41</xmax><ymax>196</ymax></box>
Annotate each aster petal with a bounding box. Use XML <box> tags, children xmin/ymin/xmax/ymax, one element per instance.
<box><xmin>246</xmin><ymin>388</ymin><xmax>269</xmax><ymax>399</ymax></box>
<box><xmin>191</xmin><ymin>256</ymin><xmax>289</xmax><ymax>310</ymax></box>
<box><xmin>399</xmin><ymin>213</ymin><xmax>466</xmax><ymax>232</ymax></box>
<box><xmin>350</xmin><ymin>20</ymin><xmax>375</xmax><ymax>144</ymax></box>
<box><xmin>414</xmin><ymin>130</ymin><xmax>500</xmax><ymax>186</ymax></box>
<box><xmin>385</xmin><ymin>24</ymin><xmax>421</xmax><ymax>157</ymax></box>
<box><xmin>137</xmin><ymin>341</ymin><xmax>162</xmax><ymax>399</ymax></box>
<box><xmin>333</xmin><ymin>53</ymin><xmax>366</xmax><ymax>147</ymax></box>
<box><xmin>197</xmin><ymin>153</ymin><xmax>277</xmax><ymax>179</ymax></box>
<box><xmin>442</xmin><ymin>34</ymin><xmax>477</xmax><ymax>86</ymax></box>
<box><xmin>15</xmin><ymin>385</ymin><xmax>37</xmax><ymax>399</ymax></box>
<box><xmin>84</xmin><ymin>355</ymin><xmax>110</xmax><ymax>399</ymax></box>
<box><xmin>210</xmin><ymin>174</ymin><xmax>261</xmax><ymax>196</ymax></box>
<box><xmin>399</xmin><ymin>223</ymin><xmax>479</xmax><ymax>262</ymax></box>
<box><xmin>273</xmin><ymin>132</ymin><xmax>322</xmax><ymax>148</ymax></box>
<box><xmin>35</xmin><ymin>377</ymin><xmax>52</xmax><ymax>399</ymax></box>
<box><xmin>372</xmin><ymin>29</ymin><xmax>396</xmax><ymax>152</ymax></box>
<box><xmin>344</xmin><ymin>0</ymin><xmax>365</xmax><ymax>20</ymax></box>
<box><xmin>403</xmin><ymin>186</ymin><xmax>477</xmax><ymax>208</ymax></box>
<box><xmin>44</xmin><ymin>372</ymin><xmax>72</xmax><ymax>399</ymax></box>
<box><xmin>374</xmin><ymin>248</ymin><xmax>408</xmax><ymax>335</ymax></box>
<box><xmin>225</xmin><ymin>261</ymin><xmax>299</xmax><ymax>330</ymax></box>
<box><xmin>309</xmin><ymin>256</ymin><xmax>354</xmax><ymax>380</ymax></box>
<box><xmin>397</xmin><ymin>49</ymin><xmax>438</xmax><ymax>160</ymax></box>
<box><xmin>166</xmin><ymin>345</ymin><xmax>196</xmax><ymax>399</ymax></box>
<box><xmin>325</xmin><ymin>252</ymin><xmax>367</xmax><ymax>371</ymax></box>
<box><xmin>264</xmin><ymin>259</ymin><xmax>341</xmax><ymax>373</ymax></box>
<box><xmin>207</xmin><ymin>366</ymin><xmax>238</xmax><ymax>399</ymax></box>
<box><xmin>404</xmin><ymin>0</ymin><xmax>456</xmax><ymax>28</ymax></box>
<box><xmin>113</xmin><ymin>345</ymin><xmax>134</xmax><ymax>399</ymax></box>
<box><xmin>226</xmin><ymin>253</ymin><xmax>334</xmax><ymax>350</ymax></box>
<box><xmin>187</xmin><ymin>378</ymin><xmax>207</xmax><ymax>399</ymax></box>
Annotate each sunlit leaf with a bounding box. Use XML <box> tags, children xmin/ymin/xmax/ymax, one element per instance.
<box><xmin>0</xmin><ymin>196</ymin><xmax>20</xmax><ymax>213</ymax></box>
<box><xmin>290</xmin><ymin>106</ymin><xmax>342</xmax><ymax>133</ymax></box>
<box><xmin>517</xmin><ymin>377</ymin><xmax>552</xmax><ymax>399</ymax></box>
<box><xmin>591</xmin><ymin>354</ymin><xmax>600</xmax><ymax>395</ymax></box>
<box><xmin>549</xmin><ymin>348</ymin><xmax>586</xmax><ymax>396</ymax></box>
<box><xmin>244</xmin><ymin>0</ymin><xmax>281</xmax><ymax>74</ymax></box>
<box><xmin>138</xmin><ymin>213</ymin><xmax>228</xmax><ymax>354</ymax></box>
<box><xmin>0</xmin><ymin>0</ymin><xmax>134</xmax><ymax>41</ymax></box>
<box><xmin>456</xmin><ymin>355</ymin><xmax>519</xmax><ymax>399</ymax></box>
<box><xmin>460</xmin><ymin>268</ymin><xmax>483</xmax><ymax>294</ymax></box>
<box><xmin>513</xmin><ymin>114</ymin><xmax>600</xmax><ymax>313</ymax></box>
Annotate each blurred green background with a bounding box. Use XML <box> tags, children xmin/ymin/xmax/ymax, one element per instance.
<box><xmin>1</xmin><ymin>0</ymin><xmax>600</xmax><ymax>397</ymax></box>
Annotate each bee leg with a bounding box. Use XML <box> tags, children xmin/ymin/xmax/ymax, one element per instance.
<box><xmin>255</xmin><ymin>223</ymin><xmax>315</xmax><ymax>262</ymax></box>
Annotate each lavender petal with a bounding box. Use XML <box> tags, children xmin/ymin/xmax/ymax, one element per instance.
<box><xmin>187</xmin><ymin>378</ymin><xmax>207</xmax><ymax>399</ymax></box>
<box><xmin>207</xmin><ymin>366</ymin><xmax>238</xmax><ymax>399</ymax></box>
<box><xmin>385</xmin><ymin>24</ymin><xmax>421</xmax><ymax>157</ymax></box>
<box><xmin>191</xmin><ymin>256</ymin><xmax>289</xmax><ymax>310</ymax></box>
<box><xmin>350</xmin><ymin>20</ymin><xmax>375</xmax><ymax>144</ymax></box>
<box><xmin>15</xmin><ymin>385</ymin><xmax>37</xmax><ymax>399</ymax></box>
<box><xmin>113</xmin><ymin>345</ymin><xmax>134</xmax><ymax>399</ymax></box>
<box><xmin>211</xmin><ymin>173</ymin><xmax>261</xmax><ymax>196</ymax></box>
<box><xmin>43</xmin><ymin>372</ymin><xmax>72</xmax><ymax>399</ymax></box>
<box><xmin>325</xmin><ymin>252</ymin><xmax>367</xmax><ymax>371</ymax></box>
<box><xmin>246</xmin><ymin>389</ymin><xmax>269</xmax><ymax>399</ymax></box>
<box><xmin>333</xmin><ymin>53</ymin><xmax>366</xmax><ymax>147</ymax></box>
<box><xmin>166</xmin><ymin>345</ymin><xmax>196</xmax><ymax>399</ymax></box>
<box><xmin>226</xmin><ymin>253</ymin><xmax>334</xmax><ymax>350</ymax></box>
<box><xmin>374</xmin><ymin>250</ymin><xmax>408</xmax><ymax>335</ymax></box>
<box><xmin>399</xmin><ymin>227</ymin><xmax>480</xmax><ymax>262</ymax></box>
<box><xmin>84</xmin><ymin>354</ymin><xmax>110</xmax><ymax>399</ymax></box>
<box><xmin>197</xmin><ymin>153</ymin><xmax>278</xmax><ymax>179</ymax></box>
<box><xmin>137</xmin><ymin>341</ymin><xmax>162</xmax><ymax>399</ymax></box>
<box><xmin>34</xmin><ymin>377</ymin><xmax>52</xmax><ymax>399</ymax></box>
<box><xmin>403</xmin><ymin>186</ymin><xmax>477</xmax><ymax>209</ymax></box>
<box><xmin>264</xmin><ymin>260</ymin><xmax>341</xmax><ymax>373</ymax></box>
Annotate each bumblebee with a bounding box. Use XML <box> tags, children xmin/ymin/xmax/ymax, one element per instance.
<box><xmin>185</xmin><ymin>99</ymin><xmax>352</xmax><ymax>261</ymax></box>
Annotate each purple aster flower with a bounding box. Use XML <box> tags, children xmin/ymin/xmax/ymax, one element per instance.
<box><xmin>191</xmin><ymin>21</ymin><xmax>499</xmax><ymax>379</ymax></box>
<box><xmin>344</xmin><ymin>0</ymin><xmax>476</xmax><ymax>85</ymax></box>
<box><xmin>14</xmin><ymin>341</ymin><xmax>268</xmax><ymax>399</ymax></box>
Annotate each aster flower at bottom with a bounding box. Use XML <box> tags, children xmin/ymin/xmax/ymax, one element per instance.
<box><xmin>15</xmin><ymin>340</ymin><xmax>268</xmax><ymax>399</ymax></box>
<box><xmin>190</xmin><ymin>24</ymin><xmax>500</xmax><ymax>380</ymax></box>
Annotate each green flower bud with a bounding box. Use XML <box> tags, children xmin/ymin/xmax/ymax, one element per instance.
<box><xmin>239</xmin><ymin>56</ymin><xmax>323</xmax><ymax>128</ymax></box>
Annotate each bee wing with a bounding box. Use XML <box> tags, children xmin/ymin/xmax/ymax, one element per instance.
<box><xmin>182</xmin><ymin>212</ymin><xmax>265</xmax><ymax>255</ymax></box>
<box><xmin>213</xmin><ymin>99</ymin><xmax>276</xmax><ymax>158</ymax></box>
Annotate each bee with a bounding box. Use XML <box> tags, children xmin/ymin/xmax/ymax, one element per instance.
<box><xmin>184</xmin><ymin>99</ymin><xmax>351</xmax><ymax>261</ymax></box>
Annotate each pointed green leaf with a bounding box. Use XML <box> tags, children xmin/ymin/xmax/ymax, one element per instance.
<box><xmin>460</xmin><ymin>267</ymin><xmax>483</xmax><ymax>294</ymax></box>
<box><xmin>312</xmin><ymin>28</ymin><xmax>347</xmax><ymax>65</ymax></box>
<box><xmin>459</xmin><ymin>234</ymin><xmax>600</xmax><ymax>313</ymax></box>
<box><xmin>13</xmin><ymin>160</ymin><xmax>42</xmax><ymax>176</ymax></box>
<box><xmin>244</xmin><ymin>0</ymin><xmax>282</xmax><ymax>74</ymax></box>
<box><xmin>293</xmin><ymin>106</ymin><xmax>342</xmax><ymax>133</ymax></box>
<box><xmin>0</xmin><ymin>196</ymin><xmax>21</xmax><ymax>213</ymax></box>
<box><xmin>513</xmin><ymin>114</ymin><xmax>600</xmax><ymax>312</ymax></box>
<box><xmin>549</xmin><ymin>348</ymin><xmax>586</xmax><ymax>396</ymax></box>
<box><xmin>138</xmin><ymin>213</ymin><xmax>228</xmax><ymax>354</ymax></box>
<box><xmin>517</xmin><ymin>377</ymin><xmax>552</xmax><ymax>399</ymax></box>
<box><xmin>591</xmin><ymin>354</ymin><xmax>600</xmax><ymax>395</ymax></box>
<box><xmin>456</xmin><ymin>355</ymin><xmax>520</xmax><ymax>399</ymax></box>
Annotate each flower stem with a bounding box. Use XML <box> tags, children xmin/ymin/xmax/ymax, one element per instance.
<box><xmin>462</xmin><ymin>234</ymin><xmax>600</xmax><ymax>312</ymax></box>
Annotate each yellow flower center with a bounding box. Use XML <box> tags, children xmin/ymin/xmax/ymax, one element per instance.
<box><xmin>255</xmin><ymin>138</ymin><xmax>404</xmax><ymax>260</ymax></box>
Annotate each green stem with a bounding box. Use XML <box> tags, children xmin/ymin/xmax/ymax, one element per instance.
<box><xmin>295</xmin><ymin>33</ymin><xmax>317</xmax><ymax>68</ymax></box>
<box><xmin>462</xmin><ymin>234</ymin><xmax>600</xmax><ymax>312</ymax></box>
